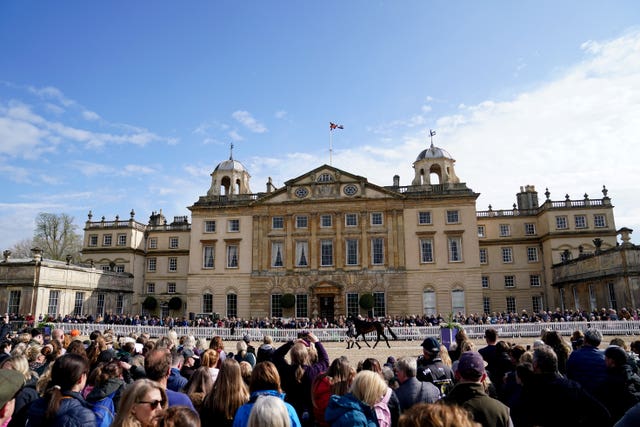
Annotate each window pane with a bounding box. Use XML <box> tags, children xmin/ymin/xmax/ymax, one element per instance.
<box><xmin>418</xmin><ymin>211</ymin><xmax>432</xmax><ymax>225</ymax></box>
<box><xmin>272</xmin><ymin>217</ymin><xmax>284</xmax><ymax>229</ymax></box>
<box><xmin>346</xmin><ymin>293</ymin><xmax>359</xmax><ymax>317</ymax></box>
<box><xmin>295</xmin><ymin>241</ymin><xmax>309</xmax><ymax>267</ymax></box>
<box><xmin>205</xmin><ymin>220</ymin><xmax>216</xmax><ymax>233</ymax></box>
<box><xmin>203</xmin><ymin>246</ymin><xmax>214</xmax><ymax>268</ymax></box>
<box><xmin>203</xmin><ymin>294</ymin><xmax>213</xmax><ymax>313</ymax></box>
<box><xmin>423</xmin><ymin>290</ymin><xmax>436</xmax><ymax>316</ymax></box>
<box><xmin>296</xmin><ymin>294</ymin><xmax>308</xmax><ymax>318</ymax></box>
<box><xmin>272</xmin><ymin>242</ymin><xmax>284</xmax><ymax>267</ymax></box>
<box><xmin>373</xmin><ymin>292</ymin><xmax>385</xmax><ymax>317</ymax></box>
<box><xmin>320</xmin><ymin>240</ymin><xmax>333</xmax><ymax>266</ymax></box>
<box><xmin>346</xmin><ymin>239</ymin><xmax>359</xmax><ymax>265</ymax></box>
<box><xmin>452</xmin><ymin>290</ymin><xmax>465</xmax><ymax>315</ymax></box>
<box><xmin>271</xmin><ymin>294</ymin><xmax>282</xmax><ymax>318</ymax></box>
<box><xmin>371</xmin><ymin>238</ymin><xmax>384</xmax><ymax>265</ymax></box>
<box><xmin>448</xmin><ymin>237</ymin><xmax>462</xmax><ymax>262</ymax></box>
<box><xmin>371</xmin><ymin>212</ymin><xmax>383</xmax><ymax>226</ymax></box>
<box><xmin>227</xmin><ymin>245</ymin><xmax>239</xmax><ymax>268</ymax></box>
<box><xmin>420</xmin><ymin>239</ymin><xmax>434</xmax><ymax>263</ymax></box>
<box><xmin>227</xmin><ymin>294</ymin><xmax>237</xmax><ymax>318</ymax></box>
<box><xmin>8</xmin><ymin>290</ymin><xmax>21</xmax><ymax>314</ymax></box>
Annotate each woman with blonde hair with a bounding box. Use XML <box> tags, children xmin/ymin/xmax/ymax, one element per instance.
<box><xmin>209</xmin><ymin>336</ymin><xmax>226</xmax><ymax>368</ymax></box>
<box><xmin>201</xmin><ymin>358</ymin><xmax>249</xmax><ymax>427</ymax></box>
<box><xmin>325</xmin><ymin>370</ymin><xmax>387</xmax><ymax>427</ymax></box>
<box><xmin>247</xmin><ymin>395</ymin><xmax>291</xmax><ymax>427</ymax></box>
<box><xmin>200</xmin><ymin>348</ymin><xmax>220</xmax><ymax>382</ymax></box>
<box><xmin>2</xmin><ymin>355</ymin><xmax>38</xmax><ymax>427</ymax></box>
<box><xmin>234</xmin><ymin>341</ymin><xmax>256</xmax><ymax>367</ymax></box>
<box><xmin>111</xmin><ymin>379</ymin><xmax>167</xmax><ymax>427</ymax></box>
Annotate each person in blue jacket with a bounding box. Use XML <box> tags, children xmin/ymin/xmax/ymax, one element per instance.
<box><xmin>26</xmin><ymin>353</ymin><xmax>97</xmax><ymax>427</ymax></box>
<box><xmin>325</xmin><ymin>370</ymin><xmax>387</xmax><ymax>427</ymax></box>
<box><xmin>233</xmin><ymin>361</ymin><xmax>301</xmax><ymax>427</ymax></box>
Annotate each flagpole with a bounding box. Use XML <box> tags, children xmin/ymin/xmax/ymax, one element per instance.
<box><xmin>329</xmin><ymin>127</ymin><xmax>333</xmax><ymax>166</ymax></box>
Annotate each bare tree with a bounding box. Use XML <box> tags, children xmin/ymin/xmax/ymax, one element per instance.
<box><xmin>10</xmin><ymin>238</ymin><xmax>35</xmax><ymax>258</ymax></box>
<box><xmin>33</xmin><ymin>213</ymin><xmax>82</xmax><ymax>261</ymax></box>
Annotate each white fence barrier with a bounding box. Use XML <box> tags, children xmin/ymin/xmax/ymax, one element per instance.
<box><xmin>30</xmin><ymin>320</ymin><xmax>640</xmax><ymax>342</ymax></box>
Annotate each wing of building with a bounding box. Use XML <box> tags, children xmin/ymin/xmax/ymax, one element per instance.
<box><xmin>3</xmin><ymin>139</ymin><xmax>636</xmax><ymax>321</ymax></box>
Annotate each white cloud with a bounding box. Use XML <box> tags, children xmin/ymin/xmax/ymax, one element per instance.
<box><xmin>250</xmin><ymin>31</ymin><xmax>640</xmax><ymax>242</ymax></box>
<box><xmin>228</xmin><ymin>130</ymin><xmax>243</xmax><ymax>141</ymax></box>
<box><xmin>82</xmin><ymin>110</ymin><xmax>100</xmax><ymax>121</ymax></box>
<box><xmin>232</xmin><ymin>110</ymin><xmax>267</xmax><ymax>133</ymax></box>
<box><xmin>122</xmin><ymin>164</ymin><xmax>157</xmax><ymax>175</ymax></box>
<box><xmin>275</xmin><ymin>110</ymin><xmax>287</xmax><ymax>119</ymax></box>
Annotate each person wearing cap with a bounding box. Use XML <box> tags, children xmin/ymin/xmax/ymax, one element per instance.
<box><xmin>394</xmin><ymin>356</ymin><xmax>440</xmax><ymax>411</ymax></box>
<box><xmin>511</xmin><ymin>344</ymin><xmax>610</xmax><ymax>427</ymax></box>
<box><xmin>442</xmin><ymin>351</ymin><xmax>512</xmax><ymax>427</ymax></box>
<box><xmin>180</xmin><ymin>348</ymin><xmax>199</xmax><ymax>381</ymax></box>
<box><xmin>566</xmin><ymin>327</ymin><xmax>607</xmax><ymax>398</ymax></box>
<box><xmin>417</xmin><ymin>337</ymin><xmax>454</xmax><ymax>394</ymax></box>
<box><xmin>0</xmin><ymin>370</ymin><xmax>25</xmax><ymax>427</ymax></box>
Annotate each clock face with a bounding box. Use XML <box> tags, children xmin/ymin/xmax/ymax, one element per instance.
<box><xmin>343</xmin><ymin>184</ymin><xmax>358</xmax><ymax>196</ymax></box>
<box><xmin>295</xmin><ymin>187</ymin><xmax>309</xmax><ymax>198</ymax></box>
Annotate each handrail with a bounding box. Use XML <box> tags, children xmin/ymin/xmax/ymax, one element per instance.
<box><xmin>25</xmin><ymin>320</ymin><xmax>640</xmax><ymax>342</ymax></box>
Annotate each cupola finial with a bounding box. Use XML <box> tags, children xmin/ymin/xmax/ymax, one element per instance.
<box><xmin>429</xmin><ymin>129</ymin><xmax>436</xmax><ymax>148</ymax></box>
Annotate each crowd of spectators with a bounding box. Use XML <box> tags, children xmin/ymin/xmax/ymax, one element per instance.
<box><xmin>7</xmin><ymin>307</ymin><xmax>640</xmax><ymax>331</ymax></box>
<box><xmin>1</xmin><ymin>308</ymin><xmax>640</xmax><ymax>426</ymax></box>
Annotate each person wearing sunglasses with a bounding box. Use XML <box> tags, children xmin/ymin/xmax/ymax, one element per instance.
<box><xmin>111</xmin><ymin>379</ymin><xmax>168</xmax><ymax>427</ymax></box>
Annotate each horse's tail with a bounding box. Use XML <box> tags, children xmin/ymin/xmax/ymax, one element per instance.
<box><xmin>387</xmin><ymin>324</ymin><xmax>398</xmax><ymax>340</ymax></box>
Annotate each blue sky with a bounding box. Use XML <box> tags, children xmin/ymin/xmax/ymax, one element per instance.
<box><xmin>1</xmin><ymin>1</ymin><xmax>639</xmax><ymax>248</ymax></box>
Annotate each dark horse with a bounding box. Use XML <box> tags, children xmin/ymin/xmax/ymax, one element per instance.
<box><xmin>348</xmin><ymin>316</ymin><xmax>398</xmax><ymax>349</ymax></box>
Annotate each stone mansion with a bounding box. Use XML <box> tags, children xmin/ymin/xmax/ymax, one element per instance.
<box><xmin>67</xmin><ymin>139</ymin><xmax>635</xmax><ymax>322</ymax></box>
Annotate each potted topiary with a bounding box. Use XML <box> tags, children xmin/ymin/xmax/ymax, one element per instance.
<box><xmin>281</xmin><ymin>293</ymin><xmax>295</xmax><ymax>309</ymax></box>
<box><xmin>439</xmin><ymin>312</ymin><xmax>462</xmax><ymax>350</ymax></box>
<box><xmin>359</xmin><ymin>293</ymin><xmax>374</xmax><ymax>316</ymax></box>
<box><xmin>168</xmin><ymin>296</ymin><xmax>182</xmax><ymax>311</ymax></box>
<box><xmin>142</xmin><ymin>296</ymin><xmax>158</xmax><ymax>311</ymax></box>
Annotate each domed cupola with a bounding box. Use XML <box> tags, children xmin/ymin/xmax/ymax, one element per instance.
<box><xmin>207</xmin><ymin>144</ymin><xmax>252</xmax><ymax>197</ymax></box>
<box><xmin>411</xmin><ymin>130</ymin><xmax>461</xmax><ymax>186</ymax></box>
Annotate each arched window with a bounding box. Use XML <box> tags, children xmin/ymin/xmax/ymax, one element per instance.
<box><xmin>423</xmin><ymin>289</ymin><xmax>436</xmax><ymax>316</ymax></box>
<box><xmin>202</xmin><ymin>293</ymin><xmax>213</xmax><ymax>314</ymax></box>
<box><xmin>451</xmin><ymin>289</ymin><xmax>465</xmax><ymax>315</ymax></box>
<box><xmin>429</xmin><ymin>164</ymin><xmax>441</xmax><ymax>185</ymax></box>
<box><xmin>220</xmin><ymin>176</ymin><xmax>231</xmax><ymax>195</ymax></box>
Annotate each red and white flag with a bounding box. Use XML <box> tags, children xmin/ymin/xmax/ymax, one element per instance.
<box><xmin>329</xmin><ymin>122</ymin><xmax>344</xmax><ymax>130</ymax></box>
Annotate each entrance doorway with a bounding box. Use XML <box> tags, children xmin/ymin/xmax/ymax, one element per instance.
<box><xmin>319</xmin><ymin>296</ymin><xmax>334</xmax><ymax>321</ymax></box>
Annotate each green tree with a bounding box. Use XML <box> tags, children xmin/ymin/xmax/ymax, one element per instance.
<box><xmin>33</xmin><ymin>213</ymin><xmax>82</xmax><ymax>261</ymax></box>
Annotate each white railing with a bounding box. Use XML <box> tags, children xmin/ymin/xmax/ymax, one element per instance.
<box><xmin>36</xmin><ymin>320</ymin><xmax>640</xmax><ymax>342</ymax></box>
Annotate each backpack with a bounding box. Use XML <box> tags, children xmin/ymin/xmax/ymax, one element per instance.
<box><xmin>92</xmin><ymin>390</ymin><xmax>116</xmax><ymax>427</ymax></box>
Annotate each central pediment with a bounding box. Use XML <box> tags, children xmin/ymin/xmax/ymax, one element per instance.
<box><xmin>255</xmin><ymin>164</ymin><xmax>401</xmax><ymax>205</ymax></box>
